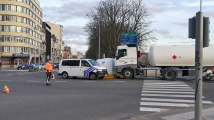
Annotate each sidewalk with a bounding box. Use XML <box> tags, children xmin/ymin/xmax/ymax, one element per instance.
<box><xmin>162</xmin><ymin>107</ymin><xmax>214</xmax><ymax>120</ymax></box>
<box><xmin>129</xmin><ymin>106</ymin><xmax>214</xmax><ymax>120</ymax></box>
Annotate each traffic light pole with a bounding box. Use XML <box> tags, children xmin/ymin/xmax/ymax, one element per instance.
<box><xmin>195</xmin><ymin>11</ymin><xmax>203</xmax><ymax>120</ymax></box>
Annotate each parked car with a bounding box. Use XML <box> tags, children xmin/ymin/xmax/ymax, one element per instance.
<box><xmin>17</xmin><ymin>64</ymin><xmax>30</xmax><ymax>70</ymax></box>
<box><xmin>29</xmin><ymin>63</ymin><xmax>39</xmax><ymax>69</ymax></box>
<box><xmin>53</xmin><ymin>62</ymin><xmax>59</xmax><ymax>68</ymax></box>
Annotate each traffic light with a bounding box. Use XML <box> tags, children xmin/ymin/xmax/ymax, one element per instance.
<box><xmin>203</xmin><ymin>17</ymin><xmax>210</xmax><ymax>47</ymax></box>
<box><xmin>188</xmin><ymin>15</ymin><xmax>210</xmax><ymax>47</ymax></box>
<box><xmin>189</xmin><ymin>17</ymin><xmax>196</xmax><ymax>39</ymax></box>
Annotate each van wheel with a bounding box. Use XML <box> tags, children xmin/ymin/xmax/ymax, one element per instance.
<box><xmin>122</xmin><ymin>69</ymin><xmax>133</xmax><ymax>79</ymax></box>
<box><xmin>89</xmin><ymin>73</ymin><xmax>97</xmax><ymax>80</ymax></box>
<box><xmin>162</xmin><ymin>69</ymin><xmax>176</xmax><ymax>80</ymax></box>
<box><xmin>62</xmin><ymin>72</ymin><xmax>68</xmax><ymax>79</ymax></box>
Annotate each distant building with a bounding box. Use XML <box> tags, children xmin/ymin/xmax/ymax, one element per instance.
<box><xmin>46</xmin><ymin>21</ymin><xmax>63</xmax><ymax>62</ymax></box>
<box><xmin>0</xmin><ymin>0</ymin><xmax>43</xmax><ymax>69</ymax></box>
<box><xmin>62</xmin><ymin>46</ymin><xmax>72</xmax><ymax>59</ymax></box>
<box><xmin>42</xmin><ymin>22</ymin><xmax>51</xmax><ymax>62</ymax></box>
<box><xmin>77</xmin><ymin>52</ymin><xmax>83</xmax><ymax>59</ymax></box>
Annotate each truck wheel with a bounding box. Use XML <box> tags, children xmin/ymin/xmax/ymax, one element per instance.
<box><xmin>89</xmin><ymin>73</ymin><xmax>97</xmax><ymax>80</ymax></box>
<box><xmin>163</xmin><ymin>70</ymin><xmax>176</xmax><ymax>80</ymax></box>
<box><xmin>62</xmin><ymin>72</ymin><xmax>68</xmax><ymax>79</ymax></box>
<box><xmin>122</xmin><ymin>69</ymin><xmax>133</xmax><ymax>79</ymax></box>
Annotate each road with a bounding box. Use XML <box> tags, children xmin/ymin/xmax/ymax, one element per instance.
<box><xmin>0</xmin><ymin>71</ymin><xmax>214</xmax><ymax>120</ymax></box>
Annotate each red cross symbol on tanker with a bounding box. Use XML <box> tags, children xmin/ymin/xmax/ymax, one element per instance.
<box><xmin>172</xmin><ymin>55</ymin><xmax>177</xmax><ymax>60</ymax></box>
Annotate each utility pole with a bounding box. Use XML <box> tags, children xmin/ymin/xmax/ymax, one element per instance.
<box><xmin>38</xmin><ymin>43</ymin><xmax>41</xmax><ymax>66</ymax></box>
<box><xmin>188</xmin><ymin>0</ymin><xmax>211</xmax><ymax>119</ymax></box>
<box><xmin>195</xmin><ymin>11</ymin><xmax>203</xmax><ymax>120</ymax></box>
<box><xmin>98</xmin><ymin>23</ymin><xmax>101</xmax><ymax>59</ymax></box>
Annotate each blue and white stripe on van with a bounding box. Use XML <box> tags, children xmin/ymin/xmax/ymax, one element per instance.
<box><xmin>84</xmin><ymin>67</ymin><xmax>96</xmax><ymax>77</ymax></box>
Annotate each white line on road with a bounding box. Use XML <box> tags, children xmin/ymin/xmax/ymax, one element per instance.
<box><xmin>143</xmin><ymin>86</ymin><xmax>192</xmax><ymax>89</ymax></box>
<box><xmin>27</xmin><ymin>80</ymin><xmax>41</xmax><ymax>83</ymax></box>
<box><xmin>143</xmin><ymin>82</ymin><xmax>184</xmax><ymax>84</ymax></box>
<box><xmin>83</xmin><ymin>81</ymin><xmax>97</xmax><ymax>83</ymax></box>
<box><xmin>142</xmin><ymin>91</ymin><xmax>194</xmax><ymax>94</ymax></box>
<box><xmin>143</xmin><ymin>88</ymin><xmax>194</xmax><ymax>92</ymax></box>
<box><xmin>114</xmin><ymin>81</ymin><xmax>127</xmax><ymax>83</ymax></box>
<box><xmin>141</xmin><ymin>93</ymin><xmax>198</xmax><ymax>98</ymax></box>
<box><xmin>140</xmin><ymin>102</ymin><xmax>194</xmax><ymax>107</ymax></box>
<box><xmin>143</xmin><ymin>84</ymin><xmax>189</xmax><ymax>87</ymax></box>
<box><xmin>55</xmin><ymin>81</ymin><xmax>68</xmax><ymax>83</ymax></box>
<box><xmin>139</xmin><ymin>107</ymin><xmax>169</xmax><ymax>112</ymax></box>
<box><xmin>1</xmin><ymin>80</ymin><xmax>12</xmax><ymax>82</ymax></box>
<box><xmin>141</xmin><ymin>98</ymin><xmax>213</xmax><ymax>104</ymax></box>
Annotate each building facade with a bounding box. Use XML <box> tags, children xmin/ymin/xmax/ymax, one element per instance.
<box><xmin>42</xmin><ymin>22</ymin><xmax>51</xmax><ymax>62</ymax></box>
<box><xmin>46</xmin><ymin>21</ymin><xmax>63</xmax><ymax>62</ymax></box>
<box><xmin>62</xmin><ymin>46</ymin><xmax>72</xmax><ymax>59</ymax></box>
<box><xmin>0</xmin><ymin>0</ymin><xmax>43</xmax><ymax>69</ymax></box>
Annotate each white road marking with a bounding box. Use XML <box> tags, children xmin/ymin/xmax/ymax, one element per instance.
<box><xmin>114</xmin><ymin>81</ymin><xmax>126</xmax><ymax>83</ymax></box>
<box><xmin>143</xmin><ymin>84</ymin><xmax>189</xmax><ymax>87</ymax></box>
<box><xmin>143</xmin><ymin>86</ymin><xmax>192</xmax><ymax>89</ymax></box>
<box><xmin>28</xmin><ymin>80</ymin><xmax>40</xmax><ymax>83</ymax></box>
<box><xmin>1</xmin><ymin>80</ymin><xmax>12</xmax><ymax>82</ymax></box>
<box><xmin>143</xmin><ymin>82</ymin><xmax>184</xmax><ymax>84</ymax></box>
<box><xmin>139</xmin><ymin>107</ymin><xmax>169</xmax><ymax>112</ymax></box>
<box><xmin>141</xmin><ymin>98</ymin><xmax>213</xmax><ymax>104</ymax></box>
<box><xmin>140</xmin><ymin>102</ymin><xmax>194</xmax><ymax>107</ymax></box>
<box><xmin>143</xmin><ymin>88</ymin><xmax>194</xmax><ymax>92</ymax></box>
<box><xmin>84</xmin><ymin>81</ymin><xmax>97</xmax><ymax>83</ymax></box>
<box><xmin>142</xmin><ymin>91</ymin><xmax>194</xmax><ymax>94</ymax></box>
<box><xmin>55</xmin><ymin>81</ymin><xmax>68</xmax><ymax>83</ymax></box>
<box><xmin>141</xmin><ymin>93</ymin><xmax>197</xmax><ymax>98</ymax></box>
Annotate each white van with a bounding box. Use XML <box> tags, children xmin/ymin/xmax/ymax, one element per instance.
<box><xmin>58</xmin><ymin>59</ymin><xmax>108</xmax><ymax>79</ymax></box>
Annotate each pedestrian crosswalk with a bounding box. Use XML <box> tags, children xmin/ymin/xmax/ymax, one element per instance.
<box><xmin>139</xmin><ymin>80</ymin><xmax>213</xmax><ymax>112</ymax></box>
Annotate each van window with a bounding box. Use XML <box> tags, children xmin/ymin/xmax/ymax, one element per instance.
<box><xmin>62</xmin><ymin>60</ymin><xmax>80</xmax><ymax>66</ymax></box>
<box><xmin>70</xmin><ymin>60</ymin><xmax>80</xmax><ymax>66</ymax></box>
<box><xmin>81</xmin><ymin>60</ymin><xmax>91</xmax><ymax>67</ymax></box>
<box><xmin>62</xmin><ymin>60</ymin><xmax>70</xmax><ymax>66</ymax></box>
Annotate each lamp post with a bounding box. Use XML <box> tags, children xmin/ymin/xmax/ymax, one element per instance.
<box><xmin>98</xmin><ymin>23</ymin><xmax>101</xmax><ymax>59</ymax></box>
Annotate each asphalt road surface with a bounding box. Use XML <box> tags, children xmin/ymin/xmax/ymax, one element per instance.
<box><xmin>0</xmin><ymin>71</ymin><xmax>214</xmax><ymax>120</ymax></box>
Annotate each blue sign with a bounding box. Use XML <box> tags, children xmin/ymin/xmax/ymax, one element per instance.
<box><xmin>121</xmin><ymin>32</ymin><xmax>138</xmax><ymax>45</ymax></box>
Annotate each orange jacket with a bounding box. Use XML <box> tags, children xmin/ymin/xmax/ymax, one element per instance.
<box><xmin>45</xmin><ymin>62</ymin><xmax>53</xmax><ymax>72</ymax></box>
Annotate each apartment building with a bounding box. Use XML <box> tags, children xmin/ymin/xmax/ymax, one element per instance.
<box><xmin>0</xmin><ymin>0</ymin><xmax>43</xmax><ymax>69</ymax></box>
<box><xmin>46</xmin><ymin>21</ymin><xmax>63</xmax><ymax>62</ymax></box>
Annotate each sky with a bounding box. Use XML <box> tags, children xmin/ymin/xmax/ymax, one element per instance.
<box><xmin>39</xmin><ymin>0</ymin><xmax>214</xmax><ymax>54</ymax></box>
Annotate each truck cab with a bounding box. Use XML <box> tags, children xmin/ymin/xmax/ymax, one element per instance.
<box><xmin>115</xmin><ymin>45</ymin><xmax>139</xmax><ymax>78</ymax></box>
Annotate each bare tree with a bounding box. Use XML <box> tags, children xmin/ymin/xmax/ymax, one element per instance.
<box><xmin>85</xmin><ymin>0</ymin><xmax>154</xmax><ymax>59</ymax></box>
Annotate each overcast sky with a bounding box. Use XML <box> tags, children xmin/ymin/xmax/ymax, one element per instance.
<box><xmin>40</xmin><ymin>0</ymin><xmax>214</xmax><ymax>54</ymax></box>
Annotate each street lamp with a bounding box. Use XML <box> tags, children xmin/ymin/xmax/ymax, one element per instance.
<box><xmin>98</xmin><ymin>23</ymin><xmax>101</xmax><ymax>59</ymax></box>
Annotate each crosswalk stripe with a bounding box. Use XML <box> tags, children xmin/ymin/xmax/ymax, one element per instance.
<box><xmin>140</xmin><ymin>102</ymin><xmax>194</xmax><ymax>107</ymax></box>
<box><xmin>142</xmin><ymin>91</ymin><xmax>194</xmax><ymax>94</ymax></box>
<box><xmin>141</xmin><ymin>93</ymin><xmax>198</xmax><ymax>98</ymax></box>
<box><xmin>141</xmin><ymin>98</ymin><xmax>213</xmax><ymax>104</ymax></box>
<box><xmin>143</xmin><ymin>86</ymin><xmax>192</xmax><ymax>89</ymax></box>
<box><xmin>144</xmin><ymin>83</ymin><xmax>185</xmax><ymax>85</ymax></box>
<box><xmin>143</xmin><ymin>88</ymin><xmax>194</xmax><ymax>92</ymax></box>
<box><xmin>143</xmin><ymin>84</ymin><xmax>189</xmax><ymax>87</ymax></box>
<box><xmin>139</xmin><ymin>107</ymin><xmax>169</xmax><ymax>112</ymax></box>
<box><xmin>143</xmin><ymin>82</ymin><xmax>184</xmax><ymax>84</ymax></box>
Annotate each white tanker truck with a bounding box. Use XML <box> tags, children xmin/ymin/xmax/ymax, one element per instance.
<box><xmin>115</xmin><ymin>44</ymin><xmax>214</xmax><ymax>80</ymax></box>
